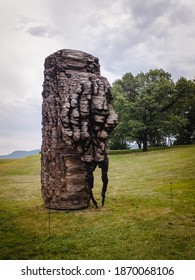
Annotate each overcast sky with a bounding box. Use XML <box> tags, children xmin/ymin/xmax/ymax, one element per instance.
<box><xmin>0</xmin><ymin>0</ymin><xmax>195</xmax><ymax>154</ymax></box>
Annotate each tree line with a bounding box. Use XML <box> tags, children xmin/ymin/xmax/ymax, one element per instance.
<box><xmin>109</xmin><ymin>69</ymin><xmax>195</xmax><ymax>151</ymax></box>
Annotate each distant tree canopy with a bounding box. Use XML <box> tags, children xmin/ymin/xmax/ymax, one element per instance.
<box><xmin>110</xmin><ymin>69</ymin><xmax>195</xmax><ymax>151</ymax></box>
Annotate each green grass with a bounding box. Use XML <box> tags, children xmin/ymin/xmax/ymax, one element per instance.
<box><xmin>0</xmin><ymin>145</ymin><xmax>195</xmax><ymax>259</ymax></box>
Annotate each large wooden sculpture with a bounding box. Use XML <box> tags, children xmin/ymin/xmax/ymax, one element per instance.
<box><xmin>41</xmin><ymin>49</ymin><xmax>118</xmax><ymax>210</ymax></box>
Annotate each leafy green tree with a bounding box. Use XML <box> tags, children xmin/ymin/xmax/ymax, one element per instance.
<box><xmin>174</xmin><ymin>77</ymin><xmax>195</xmax><ymax>144</ymax></box>
<box><xmin>111</xmin><ymin>69</ymin><xmax>187</xmax><ymax>151</ymax></box>
<box><xmin>109</xmin><ymin>82</ymin><xmax>131</xmax><ymax>149</ymax></box>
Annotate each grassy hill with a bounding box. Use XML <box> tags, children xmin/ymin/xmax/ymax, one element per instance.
<box><xmin>0</xmin><ymin>145</ymin><xmax>195</xmax><ymax>260</ymax></box>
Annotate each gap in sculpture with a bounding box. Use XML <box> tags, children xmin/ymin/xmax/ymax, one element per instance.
<box><xmin>41</xmin><ymin>49</ymin><xmax>118</xmax><ymax>210</ymax></box>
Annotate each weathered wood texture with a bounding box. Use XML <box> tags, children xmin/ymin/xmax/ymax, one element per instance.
<box><xmin>41</xmin><ymin>49</ymin><xmax>118</xmax><ymax>209</ymax></box>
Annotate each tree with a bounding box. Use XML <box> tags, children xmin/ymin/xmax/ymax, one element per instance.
<box><xmin>109</xmin><ymin>81</ymin><xmax>131</xmax><ymax>149</ymax></box>
<box><xmin>174</xmin><ymin>77</ymin><xmax>195</xmax><ymax>144</ymax></box>
<box><xmin>111</xmin><ymin>69</ymin><xmax>187</xmax><ymax>151</ymax></box>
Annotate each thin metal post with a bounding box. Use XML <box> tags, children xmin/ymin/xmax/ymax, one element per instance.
<box><xmin>48</xmin><ymin>199</ymin><xmax>51</xmax><ymax>235</ymax></box>
<box><xmin>170</xmin><ymin>182</ymin><xmax>173</xmax><ymax>207</ymax></box>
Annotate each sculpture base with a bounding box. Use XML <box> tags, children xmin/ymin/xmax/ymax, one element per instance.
<box><xmin>44</xmin><ymin>201</ymin><xmax>90</xmax><ymax>211</ymax></box>
<box><xmin>41</xmin><ymin>146</ymin><xmax>90</xmax><ymax>210</ymax></box>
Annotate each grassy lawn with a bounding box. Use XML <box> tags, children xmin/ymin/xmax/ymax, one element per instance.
<box><xmin>0</xmin><ymin>145</ymin><xmax>195</xmax><ymax>260</ymax></box>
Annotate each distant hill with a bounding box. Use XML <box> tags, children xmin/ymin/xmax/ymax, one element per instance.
<box><xmin>0</xmin><ymin>149</ymin><xmax>40</xmax><ymax>159</ymax></box>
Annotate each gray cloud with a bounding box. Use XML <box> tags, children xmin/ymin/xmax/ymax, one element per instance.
<box><xmin>89</xmin><ymin>0</ymin><xmax>195</xmax><ymax>78</ymax></box>
<box><xmin>26</xmin><ymin>25</ymin><xmax>51</xmax><ymax>37</ymax></box>
<box><xmin>129</xmin><ymin>0</ymin><xmax>171</xmax><ymax>28</ymax></box>
<box><xmin>26</xmin><ymin>24</ymin><xmax>60</xmax><ymax>38</ymax></box>
<box><xmin>0</xmin><ymin>0</ymin><xmax>195</xmax><ymax>154</ymax></box>
<box><xmin>18</xmin><ymin>15</ymin><xmax>60</xmax><ymax>38</ymax></box>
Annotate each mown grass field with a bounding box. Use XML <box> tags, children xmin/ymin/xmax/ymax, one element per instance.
<box><xmin>0</xmin><ymin>145</ymin><xmax>195</xmax><ymax>260</ymax></box>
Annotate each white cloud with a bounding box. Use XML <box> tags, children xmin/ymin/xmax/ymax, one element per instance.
<box><xmin>0</xmin><ymin>0</ymin><xmax>195</xmax><ymax>154</ymax></box>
